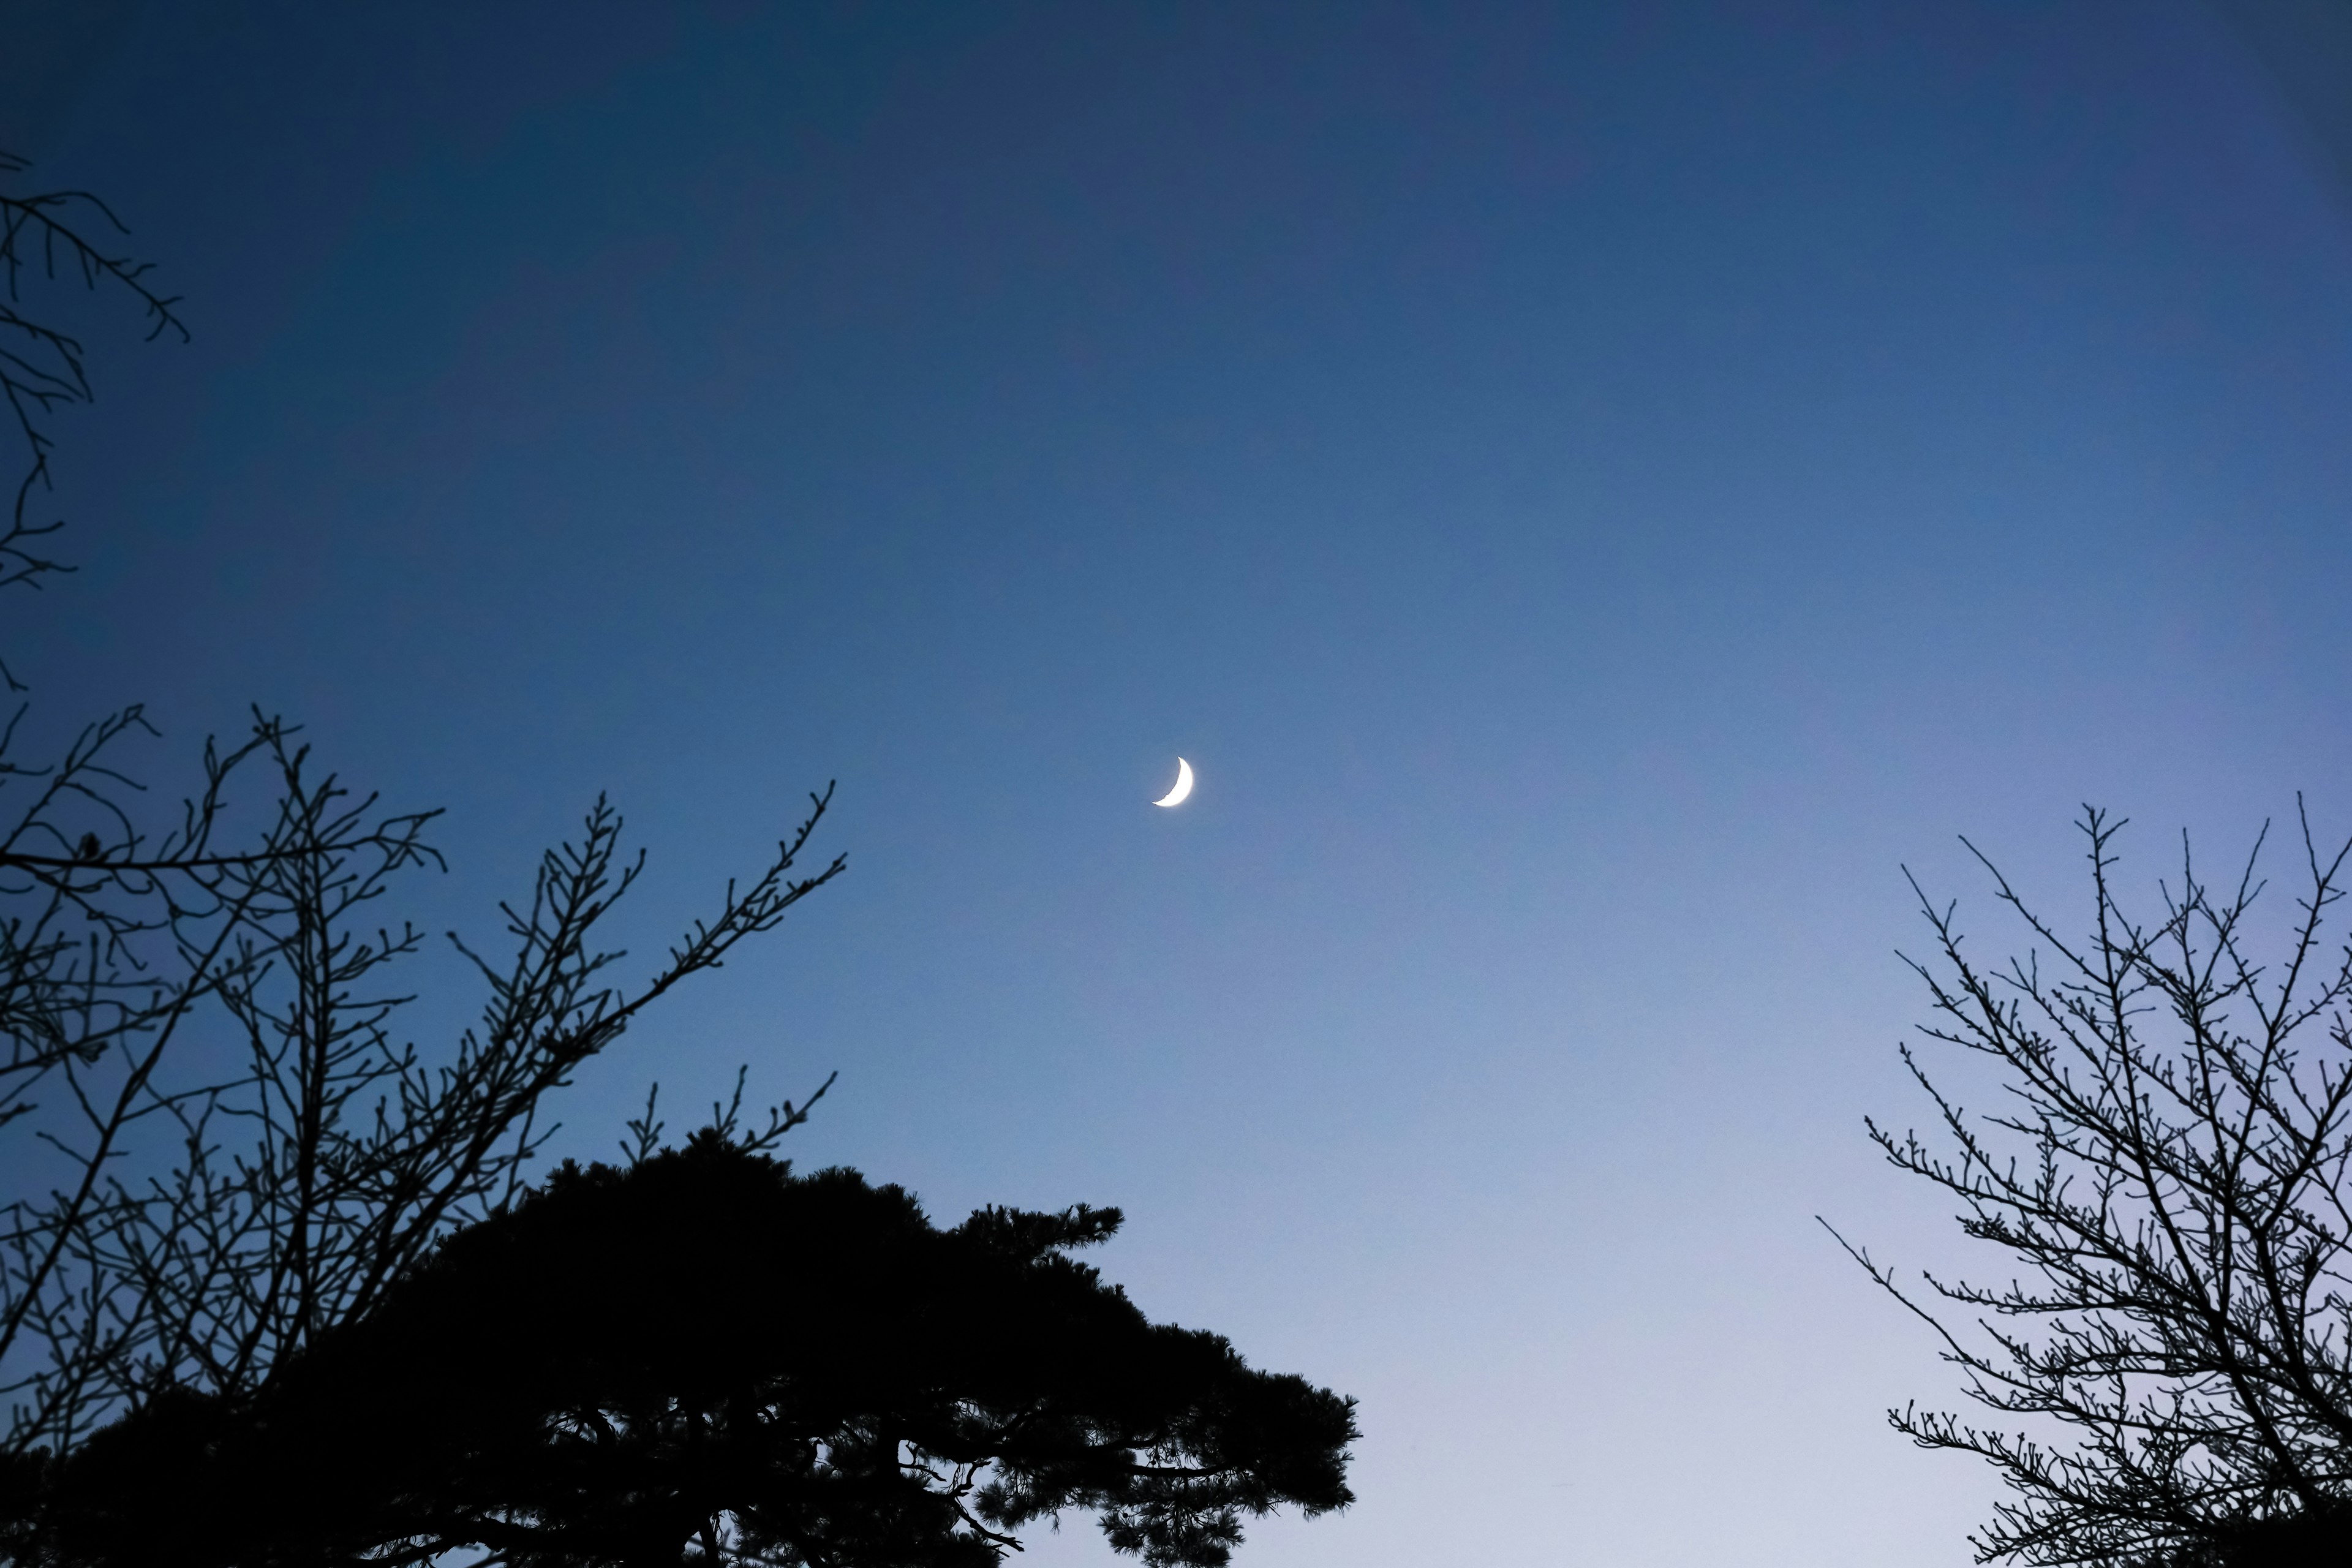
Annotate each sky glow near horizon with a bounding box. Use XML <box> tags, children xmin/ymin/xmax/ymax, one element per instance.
<box><xmin>7</xmin><ymin>2</ymin><xmax>2352</xmax><ymax>1563</ymax></box>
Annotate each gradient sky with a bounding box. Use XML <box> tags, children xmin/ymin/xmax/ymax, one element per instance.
<box><xmin>9</xmin><ymin>3</ymin><xmax>2352</xmax><ymax>1563</ymax></box>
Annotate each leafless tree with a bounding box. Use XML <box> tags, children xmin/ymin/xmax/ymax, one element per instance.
<box><xmin>1830</xmin><ymin>805</ymin><xmax>2352</xmax><ymax>1566</ymax></box>
<box><xmin>0</xmin><ymin>150</ymin><xmax>845</xmax><ymax>1460</ymax></box>
<box><xmin>3</xmin><ymin>753</ymin><xmax>841</xmax><ymax>1454</ymax></box>
<box><xmin>1</xmin><ymin>148</ymin><xmax>184</xmax><ymax>616</ymax></box>
<box><xmin>2</xmin><ymin>148</ymin><xmax>211</xmax><ymax>1112</ymax></box>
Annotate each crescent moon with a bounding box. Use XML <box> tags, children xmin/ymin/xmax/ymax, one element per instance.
<box><xmin>1153</xmin><ymin>758</ymin><xmax>1194</xmax><ymax>808</ymax></box>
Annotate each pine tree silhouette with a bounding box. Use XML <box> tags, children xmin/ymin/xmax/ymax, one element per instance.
<box><xmin>7</xmin><ymin>1134</ymin><xmax>1356</xmax><ymax>1567</ymax></box>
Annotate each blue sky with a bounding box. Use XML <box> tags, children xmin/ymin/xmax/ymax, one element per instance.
<box><xmin>9</xmin><ymin>2</ymin><xmax>2352</xmax><ymax>1562</ymax></box>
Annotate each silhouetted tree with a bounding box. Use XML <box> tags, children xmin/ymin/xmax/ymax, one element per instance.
<box><xmin>1</xmin><ymin>148</ymin><xmax>183</xmax><ymax>607</ymax></box>
<box><xmin>0</xmin><ymin>148</ymin><xmax>1350</xmax><ymax>1568</ymax></box>
<box><xmin>1</xmin><ymin>1132</ymin><xmax>1359</xmax><ymax>1567</ymax></box>
<box><xmin>1831</xmin><ymin>806</ymin><xmax>2352</xmax><ymax>1566</ymax></box>
<box><xmin>0</xmin><ymin>150</ymin><xmax>845</xmax><ymax>1460</ymax></box>
<box><xmin>2141</xmin><ymin>1501</ymin><xmax>2352</xmax><ymax>1568</ymax></box>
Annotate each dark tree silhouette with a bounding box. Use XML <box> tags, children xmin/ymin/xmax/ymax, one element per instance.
<box><xmin>0</xmin><ymin>147</ymin><xmax>1348</xmax><ymax>1568</ymax></box>
<box><xmin>0</xmin><ymin>149</ymin><xmax>845</xmax><ymax>1461</ymax></box>
<box><xmin>2</xmin><ymin>1133</ymin><xmax>1359</xmax><ymax>1567</ymax></box>
<box><xmin>2143</xmin><ymin>1502</ymin><xmax>2352</xmax><ymax>1567</ymax></box>
<box><xmin>1831</xmin><ymin>806</ymin><xmax>2352</xmax><ymax>1566</ymax></box>
<box><xmin>1</xmin><ymin>147</ymin><xmax>184</xmax><ymax>606</ymax></box>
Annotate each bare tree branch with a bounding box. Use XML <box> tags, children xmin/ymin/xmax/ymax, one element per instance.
<box><xmin>1</xmin><ymin>149</ymin><xmax>187</xmax><ymax>620</ymax></box>
<box><xmin>1839</xmin><ymin>804</ymin><xmax>2352</xmax><ymax>1565</ymax></box>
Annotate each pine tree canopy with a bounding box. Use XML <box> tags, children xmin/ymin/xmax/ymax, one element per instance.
<box><xmin>5</xmin><ymin>1136</ymin><xmax>1358</xmax><ymax>1567</ymax></box>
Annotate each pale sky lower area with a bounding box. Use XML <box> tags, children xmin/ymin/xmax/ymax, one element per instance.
<box><xmin>7</xmin><ymin>2</ymin><xmax>2352</xmax><ymax>1563</ymax></box>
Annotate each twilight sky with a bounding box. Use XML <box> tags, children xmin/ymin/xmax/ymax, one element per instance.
<box><xmin>9</xmin><ymin>3</ymin><xmax>2352</xmax><ymax>1563</ymax></box>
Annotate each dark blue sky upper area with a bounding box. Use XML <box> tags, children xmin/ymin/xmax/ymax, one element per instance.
<box><xmin>21</xmin><ymin>5</ymin><xmax>2350</xmax><ymax>850</ymax></box>
<box><xmin>7</xmin><ymin>4</ymin><xmax>2352</xmax><ymax>1564</ymax></box>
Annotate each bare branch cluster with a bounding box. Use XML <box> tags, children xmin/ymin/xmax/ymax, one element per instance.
<box><xmin>0</xmin><ymin>696</ymin><xmax>842</xmax><ymax>1452</ymax></box>
<box><xmin>0</xmin><ymin>148</ymin><xmax>847</xmax><ymax>1479</ymax></box>
<box><xmin>0</xmin><ymin>712</ymin><xmax>440</xmax><ymax>1448</ymax></box>
<box><xmin>0</xmin><ymin>151</ymin><xmax>186</xmax><ymax>620</ymax></box>
<box><xmin>1833</xmin><ymin>805</ymin><xmax>2352</xmax><ymax>1565</ymax></box>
